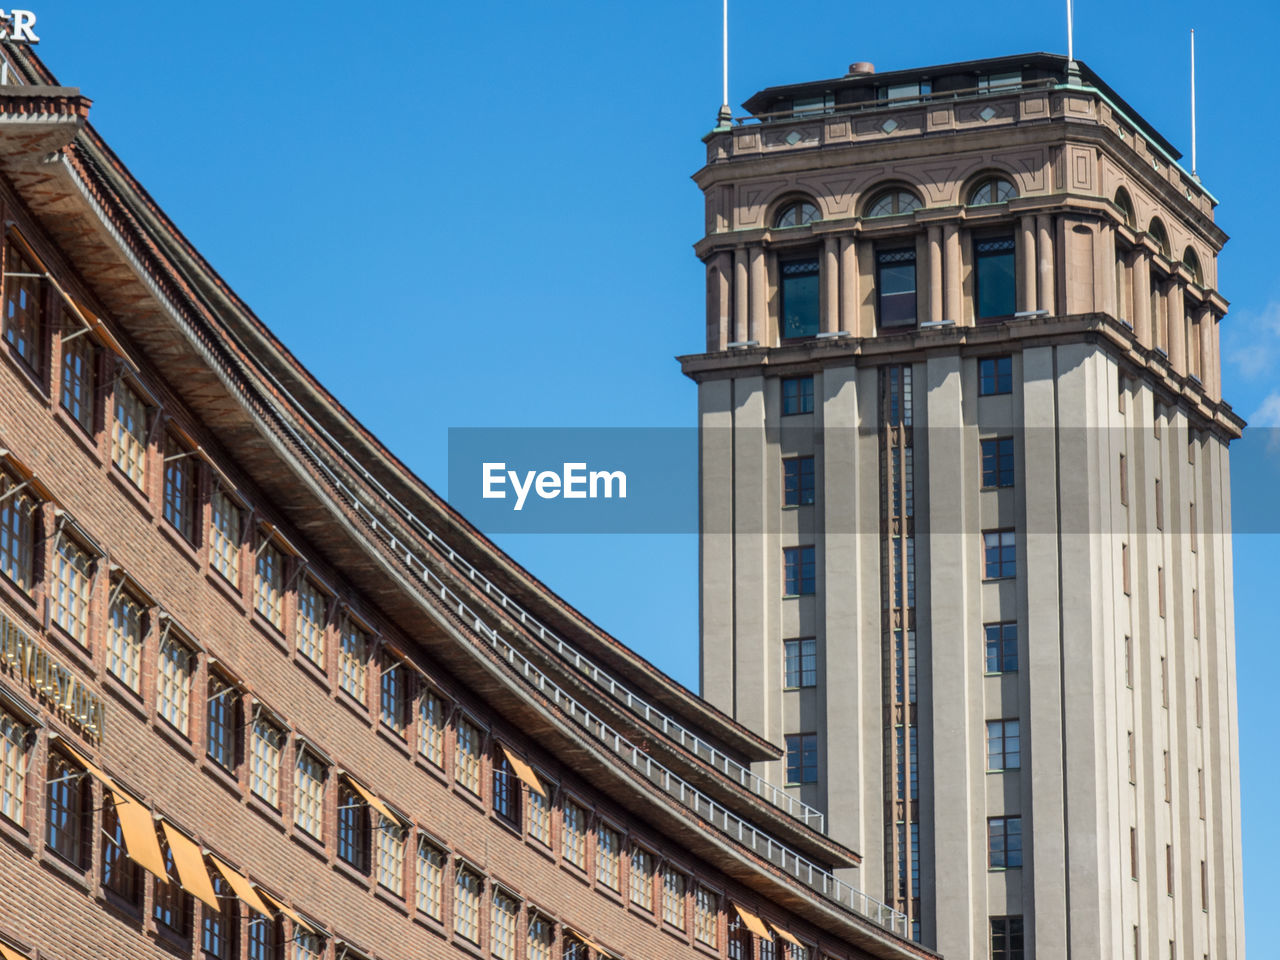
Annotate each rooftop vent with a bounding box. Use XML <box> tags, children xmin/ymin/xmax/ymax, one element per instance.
<box><xmin>848</xmin><ymin>62</ymin><xmax>875</xmax><ymax>76</ymax></box>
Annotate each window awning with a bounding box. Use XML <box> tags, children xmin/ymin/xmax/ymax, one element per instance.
<box><xmin>732</xmin><ymin>903</ymin><xmax>772</xmax><ymax>940</ymax></box>
<box><xmin>111</xmin><ymin>790</ymin><xmax>166</xmax><ymax>880</ymax></box>
<box><xmin>209</xmin><ymin>854</ymin><xmax>272</xmax><ymax>916</ymax></box>
<box><xmin>159</xmin><ymin>821</ymin><xmax>221</xmax><ymax>911</ymax></box>
<box><xmin>344</xmin><ymin>776</ymin><xmax>397</xmax><ymax>824</ymax></box>
<box><xmin>257</xmin><ymin>889</ymin><xmax>317</xmax><ymax>932</ymax></box>
<box><xmin>769</xmin><ymin>923</ymin><xmax>803</xmax><ymax>948</ymax></box>
<box><xmin>497</xmin><ymin>742</ymin><xmax>547</xmax><ymax>799</ymax></box>
<box><xmin>564</xmin><ymin>930</ymin><xmax>603</xmax><ymax>953</ymax></box>
<box><xmin>0</xmin><ymin>943</ymin><xmax>30</xmax><ymax>960</ymax></box>
<box><xmin>59</xmin><ymin>741</ymin><xmax>116</xmax><ymax>791</ymax></box>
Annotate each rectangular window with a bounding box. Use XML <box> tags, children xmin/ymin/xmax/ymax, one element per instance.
<box><xmin>1166</xmin><ymin>844</ymin><xmax>1175</xmax><ymax>894</ymax></box>
<box><xmin>979</xmin><ymin>72</ymin><xmax>1022</xmax><ymax>91</ymax></box>
<box><xmin>975</xmin><ymin>236</ymin><xmax>1017</xmax><ymax>319</ymax></box>
<box><xmin>792</xmin><ymin>93</ymin><xmax>834</xmax><ymax>116</ymax></box>
<box><xmin>292</xmin><ymin>933</ymin><xmax>322</xmax><ymax>960</ymax></box>
<box><xmin>785</xmin><ymin>732</ymin><xmax>818</xmax><ymax>784</ymax></box>
<box><xmin>630</xmin><ymin>847</ymin><xmax>654</xmax><ymax>910</ymax></box>
<box><xmin>454</xmin><ymin>869</ymin><xmax>481</xmax><ymax>943</ymax></box>
<box><xmin>1122</xmin><ymin>542</ymin><xmax>1131</xmax><ymax>595</ymax></box>
<box><xmin>337</xmin><ymin>782</ymin><xmax>370</xmax><ymax>873</ymax></box>
<box><xmin>492</xmin><ymin>753</ymin><xmax>519</xmax><ymax>826</ymax></box>
<box><xmin>156</xmin><ymin>633</ymin><xmax>194</xmax><ymax>735</ymax></box>
<box><xmin>375</xmin><ymin>816</ymin><xmax>406</xmax><ymax>894</ymax></box>
<box><xmin>988</xmin><ymin>816</ymin><xmax>1022</xmax><ymax>868</ymax></box>
<box><xmin>380</xmin><ymin>659</ymin><xmax>407</xmax><ymax>735</ymax></box>
<box><xmin>51</xmin><ymin>535</ymin><xmax>93</xmax><ymax>646</ymax></box>
<box><xmin>980</xmin><ymin>437</ymin><xmax>1015</xmax><ymax>487</ymax></box>
<box><xmin>662</xmin><ymin>865</ymin><xmax>686</xmax><ymax>929</ymax></box>
<box><xmin>979</xmin><ymin>356</ymin><xmax>1013</xmax><ymax>396</ymax></box>
<box><xmin>111</xmin><ymin>383</ymin><xmax>148</xmax><ymax>488</ymax></box>
<box><xmin>783</xmin><ymin>637</ymin><xmax>817</xmax><ymax>688</ymax></box>
<box><xmin>415</xmin><ymin>838</ymin><xmax>444</xmax><ymax>919</ymax></box>
<box><xmin>1155</xmin><ymin>478</ymin><xmax>1164</xmax><ymax>530</ymax></box>
<box><xmin>781</xmin><ymin>376</ymin><xmax>814</xmax><ymax>415</ymax></box>
<box><xmin>1120</xmin><ymin>454</ymin><xmax>1128</xmax><ymax>505</ymax></box>
<box><xmin>983</xmin><ymin>530</ymin><xmax>1016</xmax><ymax>579</ymax></box>
<box><xmin>878</xmin><ymin>80</ymin><xmax>931</xmax><ymax>102</ymax></box>
<box><xmin>206</xmin><ymin>673</ymin><xmax>240</xmax><ymax>772</ymax></box>
<box><xmin>0</xmin><ymin>468</ymin><xmax>36</xmax><ymax>593</ymax></box>
<box><xmin>528</xmin><ymin>778</ymin><xmax>552</xmax><ymax>846</ymax></box>
<box><xmin>254</xmin><ymin>536</ymin><xmax>284</xmax><ymax>630</ymax></box>
<box><xmin>46</xmin><ymin>751</ymin><xmax>89</xmax><ymax>866</ymax></box>
<box><xmin>1195</xmin><ymin>676</ymin><xmax>1203</xmax><ymax>727</ymax></box>
<box><xmin>727</xmin><ymin>915</ymin><xmax>751</xmax><ymax>960</ymax></box>
<box><xmin>984</xmin><ymin>622</ymin><xmax>1018</xmax><ymax>673</ymax></box>
<box><xmin>491</xmin><ymin>890</ymin><xmax>519</xmax><ymax>960</ymax></box>
<box><xmin>562</xmin><ymin>800</ymin><xmax>587</xmax><ymax>868</ymax></box>
<box><xmin>60</xmin><ymin>334</ymin><xmax>96</xmax><ymax>433</ymax></box>
<box><xmin>1131</xmin><ymin>827</ymin><xmax>1139</xmax><ymax>878</ymax></box>
<box><xmin>455</xmin><ymin>717</ymin><xmax>482</xmax><ymax>794</ymax></box>
<box><xmin>1193</xmin><ymin>589</ymin><xmax>1200</xmax><ymax>638</ymax></box>
<box><xmin>1125</xmin><ymin>635</ymin><xmax>1133</xmax><ymax>687</ymax></box>
<box><xmin>154</xmin><ymin>838</ymin><xmax>194</xmax><ymax>936</ymax></box>
<box><xmin>1129</xmin><ymin>731</ymin><xmax>1137</xmax><ymax>783</ymax></box>
<box><xmin>418</xmin><ymin>690</ymin><xmax>445</xmax><ymax>767</ymax></box>
<box><xmin>694</xmin><ymin>886</ymin><xmax>719</xmax><ymax>947</ymax></box>
<box><xmin>1199</xmin><ymin>767</ymin><xmax>1205</xmax><ymax>819</ymax></box>
<box><xmin>338</xmin><ymin>621</ymin><xmax>367</xmax><ymax>702</ymax></box>
<box><xmin>783</xmin><ymin>545</ymin><xmax>816</xmax><ymax>596</ymax></box>
<box><xmin>101</xmin><ymin>801</ymin><xmax>141</xmax><ymax>906</ymax></box>
<box><xmin>1158</xmin><ymin>565</ymin><xmax>1166</xmax><ymax>618</ymax></box>
<box><xmin>210</xmin><ymin>489</ymin><xmax>242</xmax><ymax>584</ymax></box>
<box><xmin>596</xmin><ymin>824</ymin><xmax>621</xmax><ymax>890</ymax></box>
<box><xmin>1190</xmin><ymin>502</ymin><xmax>1198</xmax><ymax>552</ymax></box>
<box><xmin>162</xmin><ymin>434</ymin><xmax>197</xmax><ymax>542</ymax></box>
<box><xmin>1164</xmin><ymin>751</ymin><xmax>1172</xmax><ymax>802</ymax></box>
<box><xmin>780</xmin><ymin>257</ymin><xmax>820</xmax><ymax>339</ymax></box>
<box><xmin>1161</xmin><ymin>657</ymin><xmax>1169</xmax><ymax>708</ymax></box>
<box><xmin>295</xmin><ymin>578</ymin><xmax>326</xmax><ymax>666</ymax></box>
<box><xmin>986</xmin><ymin>719</ymin><xmax>1021</xmax><ymax>770</ymax></box>
<box><xmin>876</xmin><ymin>248</ymin><xmax>917</xmax><ymax>328</ymax></box>
<box><xmin>1201</xmin><ymin>860</ymin><xmax>1208</xmax><ymax>911</ymax></box>
<box><xmin>528</xmin><ymin>914</ymin><xmax>553</xmax><ymax>960</ymax></box>
<box><xmin>247</xmin><ymin>914</ymin><xmax>280</xmax><ymax>960</ymax></box>
<box><xmin>3</xmin><ymin>239</ymin><xmax>43</xmax><ymax>371</ymax></box>
<box><xmin>201</xmin><ymin>875</ymin><xmax>236</xmax><ymax>959</ymax></box>
<box><xmin>294</xmin><ymin>750</ymin><xmax>326</xmax><ymax>840</ymax></box>
<box><xmin>990</xmin><ymin>916</ymin><xmax>1025</xmax><ymax>960</ymax></box>
<box><xmin>0</xmin><ymin>708</ymin><xmax>29</xmax><ymax>826</ymax></box>
<box><xmin>250</xmin><ymin>717</ymin><xmax>284</xmax><ymax>807</ymax></box>
<box><xmin>107</xmin><ymin>586</ymin><xmax>144</xmax><ymax>692</ymax></box>
<box><xmin>783</xmin><ymin>456</ymin><xmax>815</xmax><ymax>506</ymax></box>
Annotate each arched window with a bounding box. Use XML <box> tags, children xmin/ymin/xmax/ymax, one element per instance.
<box><xmin>1148</xmin><ymin>218</ymin><xmax>1170</xmax><ymax>257</ymax></box>
<box><xmin>1114</xmin><ymin>188</ymin><xmax>1136</xmax><ymax>228</ymax></box>
<box><xmin>1182</xmin><ymin>246</ymin><xmax>1203</xmax><ymax>285</ymax></box>
<box><xmin>968</xmin><ymin>177</ymin><xmax>1017</xmax><ymax>206</ymax></box>
<box><xmin>865</xmin><ymin>188</ymin><xmax>922</xmax><ymax>219</ymax></box>
<box><xmin>774</xmin><ymin>199</ymin><xmax>820</xmax><ymax>228</ymax></box>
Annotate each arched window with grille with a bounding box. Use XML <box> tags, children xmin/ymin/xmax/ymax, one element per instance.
<box><xmin>968</xmin><ymin>176</ymin><xmax>1017</xmax><ymax>206</ymax></box>
<box><xmin>864</xmin><ymin>188</ymin><xmax>922</xmax><ymax>218</ymax></box>
<box><xmin>1182</xmin><ymin>246</ymin><xmax>1203</xmax><ymax>285</ymax></box>
<box><xmin>774</xmin><ymin>199</ymin><xmax>820</xmax><ymax>228</ymax></box>
<box><xmin>1148</xmin><ymin>218</ymin><xmax>1170</xmax><ymax>257</ymax></box>
<box><xmin>1115</xmin><ymin>187</ymin><xmax>1136</xmax><ymax>228</ymax></box>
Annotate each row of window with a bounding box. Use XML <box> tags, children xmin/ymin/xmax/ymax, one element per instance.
<box><xmin>776</xmin><ymin>358</ymin><xmax>1013</xmax><ymax>419</ymax></box>
<box><xmin>781</xmin><ymin>623</ymin><xmax>1020</xmax><ymax>684</ymax></box>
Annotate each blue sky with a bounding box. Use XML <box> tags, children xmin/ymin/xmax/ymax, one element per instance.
<box><xmin>38</xmin><ymin>0</ymin><xmax>1277</xmax><ymax>948</ymax></box>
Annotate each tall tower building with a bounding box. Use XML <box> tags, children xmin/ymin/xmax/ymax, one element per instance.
<box><xmin>685</xmin><ymin>54</ymin><xmax>1245</xmax><ymax>960</ymax></box>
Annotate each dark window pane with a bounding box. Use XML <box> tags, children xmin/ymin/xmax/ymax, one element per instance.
<box><xmin>979</xmin><ymin>356</ymin><xmax>1013</xmax><ymax>395</ymax></box>
<box><xmin>877</xmin><ymin>249</ymin><xmax>917</xmax><ymax>327</ymax></box>
<box><xmin>781</xmin><ymin>259</ymin><xmax>820</xmax><ymax>338</ymax></box>
<box><xmin>976</xmin><ymin>238</ymin><xmax>1016</xmax><ymax>319</ymax></box>
<box><xmin>784</xmin><ymin>457</ymin><xmax>815</xmax><ymax>506</ymax></box>
<box><xmin>782</xmin><ymin>377</ymin><xmax>814</xmax><ymax>415</ymax></box>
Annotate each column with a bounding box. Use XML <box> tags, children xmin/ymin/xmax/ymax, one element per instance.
<box><xmin>733</xmin><ymin>248</ymin><xmax>749</xmax><ymax>343</ymax></box>
<box><xmin>823</xmin><ymin>237</ymin><xmax>840</xmax><ymax>334</ymax></box>
<box><xmin>1132</xmin><ymin>250</ymin><xmax>1152</xmax><ymax>347</ymax></box>
<box><xmin>927</xmin><ymin>225</ymin><xmax>943</xmax><ymax>324</ymax></box>
<box><xmin>839</xmin><ymin>236</ymin><xmax>859</xmax><ymax>334</ymax></box>
<box><xmin>1018</xmin><ymin>215</ymin><xmax>1038</xmax><ymax>313</ymax></box>
<box><xmin>1167</xmin><ymin>283</ymin><xmax>1186</xmax><ymax>375</ymax></box>
<box><xmin>748</xmin><ymin>245</ymin><xmax>767</xmax><ymax>344</ymax></box>
<box><xmin>1037</xmin><ymin>214</ymin><xmax>1056</xmax><ymax>314</ymax></box>
<box><xmin>1210</xmin><ymin>317</ymin><xmax>1222</xmax><ymax>402</ymax></box>
<box><xmin>943</xmin><ymin>223</ymin><xmax>961</xmax><ymax>324</ymax></box>
<box><xmin>709</xmin><ymin>252</ymin><xmax>731</xmax><ymax>351</ymax></box>
<box><xmin>1198</xmin><ymin>305</ymin><xmax>1214</xmax><ymax>395</ymax></box>
<box><xmin>1095</xmin><ymin>222</ymin><xmax>1117</xmax><ymax>319</ymax></box>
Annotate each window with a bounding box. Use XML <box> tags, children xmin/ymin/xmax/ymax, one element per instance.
<box><xmin>418</xmin><ymin>689</ymin><xmax>445</xmax><ymax>766</ymax></box>
<box><xmin>111</xmin><ymin>382</ymin><xmax>148</xmax><ymax>488</ymax></box>
<box><xmin>0</xmin><ymin>467</ymin><xmax>36</xmax><ymax>593</ymax></box>
<box><xmin>51</xmin><ymin>534</ymin><xmax>93</xmax><ymax>646</ymax></box>
<box><xmin>46</xmin><ymin>751</ymin><xmax>89</xmax><ymax>866</ymax></box>
<box><xmin>1161</xmin><ymin>657</ymin><xmax>1169</xmax><ymax>708</ymax></box>
<box><xmin>154</xmin><ymin>837</ymin><xmax>194</xmax><ymax>936</ymax></box>
<box><xmin>991</xmin><ymin>916</ymin><xmax>1024</xmax><ymax>960</ymax></box>
<box><xmin>1195</xmin><ymin>676</ymin><xmax>1203</xmax><ymax>727</ymax></box>
<box><xmin>1158</xmin><ymin>565</ymin><xmax>1166</xmax><ymax>618</ymax></box>
<box><xmin>210</xmin><ymin>489</ymin><xmax>242</xmax><ymax>584</ymax></box>
<box><xmin>1131</xmin><ymin>827</ymin><xmax>1139</xmax><ymax>878</ymax></box>
<box><xmin>1115</xmin><ymin>188</ymin><xmax>1137</xmax><ymax>229</ymax></box>
<box><xmin>562</xmin><ymin>800</ymin><xmax>587</xmax><ymax>868</ymax></box>
<box><xmin>563</xmin><ymin>935</ymin><xmax>588</xmax><ymax>960</ymax></box>
<box><xmin>877</xmin><ymin>81</ymin><xmax>930</xmax><ymax>103</ymax></box>
<box><xmin>3</xmin><ymin>238</ymin><xmax>42</xmax><ymax>371</ymax></box>
<box><xmin>1166</xmin><ymin>843</ymin><xmax>1175</xmax><ymax>894</ymax></box>
<box><xmin>156</xmin><ymin>632</ymin><xmax>194</xmax><ymax>735</ymax></box>
<box><xmin>338</xmin><ymin>621</ymin><xmax>367</xmax><ymax>702</ymax></box>
<box><xmin>979</xmin><ymin>72</ymin><xmax>1021</xmax><ymax>91</ymax></box>
<box><xmin>986</xmin><ymin>720</ymin><xmax>1021</xmax><ymax>770</ymax></box>
<box><xmin>292</xmin><ymin>932</ymin><xmax>323</xmax><ymax>960</ymax></box>
<box><xmin>1119</xmin><ymin>454</ymin><xmax>1128</xmax><ymax>505</ymax></box>
<box><xmin>981</xmin><ymin>437</ymin><xmax>1015</xmax><ymax>487</ymax></box>
<box><xmin>492</xmin><ymin>889</ymin><xmax>519</xmax><ymax>960</ymax></box>
<box><xmin>1155</xmin><ymin>478</ymin><xmax>1163</xmax><ymax>530</ymax></box>
<box><xmin>101</xmin><ymin>801</ymin><xmax>141</xmax><ymax>905</ymax></box>
<box><xmin>380</xmin><ymin>659</ymin><xmax>407</xmax><ymax>734</ymax></box>
<box><xmin>983</xmin><ymin>530</ymin><xmax>1016</xmax><ymax>579</ymax></box>
<box><xmin>775</xmin><ymin>200</ymin><xmax>820</xmax><ymax>228</ymax></box>
<box><xmin>596</xmin><ymin>824</ymin><xmax>621</xmax><ymax>890</ymax></box>
<box><xmin>662</xmin><ymin>865</ymin><xmax>686</xmax><ymax>928</ymax></box>
<box><xmin>455</xmin><ymin>717</ymin><xmax>482</xmax><ymax>794</ymax></box>
<box><xmin>295</xmin><ymin>578</ymin><xmax>326</xmax><ymax>666</ymax></box>
<box><xmin>1125</xmin><ymin>635</ymin><xmax>1133</xmax><ymax>688</ymax></box>
<box><xmin>202</xmin><ymin>874</ymin><xmax>237</xmax><ymax>959</ymax></box>
<box><xmin>107</xmin><ymin>586</ymin><xmax>144</xmax><ymax>692</ymax></box>
<box><xmin>785</xmin><ymin>733</ymin><xmax>818</xmax><ymax>784</ymax></box>
<box><xmin>415</xmin><ymin>838</ymin><xmax>444</xmax><ymax>919</ymax></box>
<box><xmin>975</xmin><ymin>237</ymin><xmax>1017</xmax><ymax>319</ymax></box>
<box><xmin>1122</xmin><ymin>542</ymin><xmax>1131</xmax><ymax>595</ymax></box>
<box><xmin>60</xmin><ymin>333</ymin><xmax>96</xmax><ymax>432</ymax></box>
<box><xmin>866</xmin><ymin>188</ymin><xmax>922</xmax><ymax>218</ymax></box>
<box><xmin>783</xmin><ymin>456</ymin><xmax>815</xmax><ymax>506</ymax></box>
<box><xmin>162</xmin><ymin>434</ymin><xmax>197</xmax><ymax>542</ymax></box>
<box><xmin>969</xmin><ymin>177</ymin><xmax>1017</xmax><ymax>206</ymax></box>
<box><xmin>694</xmin><ymin>886</ymin><xmax>718</xmax><ymax>947</ymax></box>
<box><xmin>454</xmin><ymin>868</ymin><xmax>481</xmax><ymax>943</ymax></box>
<box><xmin>630</xmin><ymin>846</ymin><xmax>654</xmax><ymax>909</ymax></box>
<box><xmin>337</xmin><ymin>782</ymin><xmax>370</xmax><ymax>872</ymax></box>
<box><xmin>978</xmin><ymin>356</ymin><xmax>1013</xmax><ymax>395</ymax></box>
<box><xmin>293</xmin><ymin>750</ymin><xmax>326</xmax><ymax>840</ymax></box>
<box><xmin>0</xmin><ymin>708</ymin><xmax>29</xmax><ymax>825</ymax></box>
<box><xmin>1128</xmin><ymin>731</ymin><xmax>1137</xmax><ymax>783</ymax></box>
<box><xmin>783</xmin><ymin>637</ymin><xmax>817</xmax><ymax>688</ymax></box>
<box><xmin>1148</xmin><ymin>218</ymin><xmax>1171</xmax><ymax>258</ymax></box>
<box><xmin>250</xmin><ymin>717</ymin><xmax>284</xmax><ymax>807</ymax></box>
<box><xmin>727</xmin><ymin>914</ymin><xmax>751</xmax><ymax>960</ymax></box>
<box><xmin>1190</xmin><ymin>502</ymin><xmax>1197</xmax><ymax>553</ymax></box>
<box><xmin>781</xmin><ymin>376</ymin><xmax>814</xmax><ymax>415</ymax></box>
<box><xmin>783</xmin><ymin>545</ymin><xmax>816</xmax><ymax>596</ymax></box>
<box><xmin>528</xmin><ymin>778</ymin><xmax>552</xmax><ymax>846</ymax></box>
<box><xmin>791</xmin><ymin>94</ymin><xmax>833</xmax><ymax>117</ymax></box>
<box><xmin>876</xmin><ymin>248</ymin><xmax>917</xmax><ymax>327</ymax></box>
<box><xmin>988</xmin><ymin>816</ymin><xmax>1022</xmax><ymax>868</ymax></box>
<box><xmin>207</xmin><ymin>673</ymin><xmax>241</xmax><ymax>772</ymax></box>
<box><xmin>375</xmin><ymin>816</ymin><xmax>406</xmax><ymax>894</ymax></box>
<box><xmin>492</xmin><ymin>752</ymin><xmax>519</xmax><ymax>826</ymax></box>
<box><xmin>984</xmin><ymin>622</ymin><xmax>1018</xmax><ymax>673</ymax></box>
<box><xmin>780</xmin><ymin>257</ymin><xmax>820</xmax><ymax>339</ymax></box>
<box><xmin>1164</xmin><ymin>751</ymin><xmax>1172</xmax><ymax>802</ymax></box>
<box><xmin>1199</xmin><ymin>767</ymin><xmax>1205</xmax><ymax>819</ymax></box>
<box><xmin>1201</xmin><ymin>860</ymin><xmax>1209</xmax><ymax>911</ymax></box>
<box><xmin>254</xmin><ymin>536</ymin><xmax>284</xmax><ymax>629</ymax></box>
<box><xmin>247</xmin><ymin>913</ymin><xmax>281</xmax><ymax>960</ymax></box>
<box><xmin>528</xmin><ymin>913</ymin><xmax>553</xmax><ymax>960</ymax></box>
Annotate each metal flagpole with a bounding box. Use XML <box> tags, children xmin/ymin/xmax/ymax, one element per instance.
<box><xmin>717</xmin><ymin>0</ymin><xmax>732</xmax><ymax>128</ymax></box>
<box><xmin>1191</xmin><ymin>28</ymin><xmax>1199</xmax><ymax>178</ymax></box>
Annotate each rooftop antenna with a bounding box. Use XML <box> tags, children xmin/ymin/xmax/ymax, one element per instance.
<box><xmin>1190</xmin><ymin>28</ymin><xmax>1199</xmax><ymax>179</ymax></box>
<box><xmin>716</xmin><ymin>0</ymin><xmax>732</xmax><ymax>130</ymax></box>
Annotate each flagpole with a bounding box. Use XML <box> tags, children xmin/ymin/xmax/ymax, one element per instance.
<box><xmin>1066</xmin><ymin>0</ymin><xmax>1074</xmax><ymax>64</ymax></box>
<box><xmin>716</xmin><ymin>0</ymin><xmax>732</xmax><ymax>128</ymax></box>
<box><xmin>1190</xmin><ymin>28</ymin><xmax>1198</xmax><ymax>178</ymax></box>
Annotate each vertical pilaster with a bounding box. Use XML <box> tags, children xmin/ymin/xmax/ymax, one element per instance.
<box><xmin>749</xmin><ymin>245</ymin><xmax>767</xmax><ymax>344</ymax></box>
<box><xmin>1132</xmin><ymin>251</ymin><xmax>1152</xmax><ymax>347</ymax></box>
<box><xmin>840</xmin><ymin>236</ymin><xmax>859</xmax><ymax>333</ymax></box>
<box><xmin>1018</xmin><ymin>215</ymin><xmax>1038</xmax><ymax>313</ymax></box>
<box><xmin>734</xmin><ymin>248</ymin><xmax>749</xmax><ymax>343</ymax></box>
<box><xmin>1168</xmin><ymin>284</ymin><xmax>1187</xmax><ymax>375</ymax></box>
<box><xmin>943</xmin><ymin>224</ymin><xmax>961</xmax><ymax>324</ymax></box>
<box><xmin>928</xmin><ymin>226</ymin><xmax>943</xmax><ymax>324</ymax></box>
<box><xmin>709</xmin><ymin>252</ymin><xmax>731</xmax><ymax>351</ymax></box>
<box><xmin>1037</xmin><ymin>214</ymin><xmax>1056</xmax><ymax>315</ymax></box>
<box><xmin>824</xmin><ymin>237</ymin><xmax>840</xmax><ymax>334</ymax></box>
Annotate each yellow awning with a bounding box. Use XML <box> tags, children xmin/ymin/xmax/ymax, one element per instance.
<box><xmin>257</xmin><ymin>889</ymin><xmax>315</xmax><ymax>931</ymax></box>
<box><xmin>769</xmin><ymin>924</ymin><xmax>803</xmax><ymax>948</ymax></box>
<box><xmin>345</xmin><ymin>776</ymin><xmax>396</xmax><ymax>824</ymax></box>
<box><xmin>0</xmin><ymin>943</ymin><xmax>29</xmax><ymax>960</ymax></box>
<box><xmin>111</xmin><ymin>791</ymin><xmax>166</xmax><ymax>880</ymax></box>
<box><xmin>59</xmin><ymin>742</ymin><xmax>116</xmax><ymax>791</ymax></box>
<box><xmin>160</xmin><ymin>821</ymin><xmax>221</xmax><ymax>911</ymax></box>
<box><xmin>209</xmin><ymin>855</ymin><xmax>272</xmax><ymax>916</ymax></box>
<box><xmin>497</xmin><ymin>742</ymin><xmax>547</xmax><ymax>799</ymax></box>
<box><xmin>565</xmin><ymin>930</ymin><xmax>603</xmax><ymax>953</ymax></box>
<box><xmin>732</xmin><ymin>903</ymin><xmax>772</xmax><ymax>940</ymax></box>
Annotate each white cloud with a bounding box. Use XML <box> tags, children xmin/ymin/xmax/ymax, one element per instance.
<box><xmin>1249</xmin><ymin>392</ymin><xmax>1280</xmax><ymax>427</ymax></box>
<box><xmin>1223</xmin><ymin>300</ymin><xmax>1280</xmax><ymax>382</ymax></box>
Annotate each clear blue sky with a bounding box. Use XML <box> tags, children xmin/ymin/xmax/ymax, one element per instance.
<box><xmin>37</xmin><ymin>1</ymin><xmax>1277</xmax><ymax>949</ymax></box>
